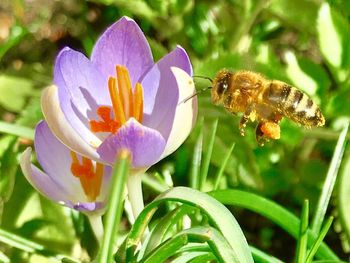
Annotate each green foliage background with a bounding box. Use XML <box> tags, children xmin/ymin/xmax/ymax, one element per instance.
<box><xmin>1</xmin><ymin>0</ymin><xmax>350</xmax><ymax>262</ymax></box>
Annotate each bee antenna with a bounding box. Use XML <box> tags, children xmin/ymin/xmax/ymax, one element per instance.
<box><xmin>180</xmin><ymin>86</ymin><xmax>212</xmax><ymax>104</ymax></box>
<box><xmin>193</xmin><ymin>75</ymin><xmax>213</xmax><ymax>83</ymax></box>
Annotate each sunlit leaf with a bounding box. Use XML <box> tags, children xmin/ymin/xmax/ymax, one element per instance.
<box><xmin>0</xmin><ymin>75</ymin><xmax>34</xmax><ymax>112</ymax></box>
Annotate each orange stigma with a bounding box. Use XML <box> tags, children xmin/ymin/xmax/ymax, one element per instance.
<box><xmin>89</xmin><ymin>65</ymin><xmax>144</xmax><ymax>133</ymax></box>
<box><xmin>70</xmin><ymin>152</ymin><xmax>104</xmax><ymax>202</ymax></box>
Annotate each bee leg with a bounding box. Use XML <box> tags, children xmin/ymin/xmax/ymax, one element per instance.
<box><xmin>255</xmin><ymin>122</ymin><xmax>267</xmax><ymax>146</ymax></box>
<box><xmin>239</xmin><ymin>104</ymin><xmax>255</xmax><ymax>136</ymax></box>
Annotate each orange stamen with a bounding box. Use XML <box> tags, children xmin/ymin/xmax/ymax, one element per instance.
<box><xmin>70</xmin><ymin>152</ymin><xmax>104</xmax><ymax>202</ymax></box>
<box><xmin>133</xmin><ymin>82</ymin><xmax>143</xmax><ymax>123</ymax></box>
<box><xmin>116</xmin><ymin>65</ymin><xmax>133</xmax><ymax>119</ymax></box>
<box><xmin>89</xmin><ymin>106</ymin><xmax>120</xmax><ymax>133</ymax></box>
<box><xmin>108</xmin><ymin>77</ymin><xmax>126</xmax><ymax>124</ymax></box>
<box><xmin>89</xmin><ymin>65</ymin><xmax>144</xmax><ymax>134</ymax></box>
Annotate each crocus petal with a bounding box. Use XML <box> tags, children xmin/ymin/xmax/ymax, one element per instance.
<box><xmin>42</xmin><ymin>85</ymin><xmax>100</xmax><ymax>160</ymax></box>
<box><xmin>161</xmin><ymin>67</ymin><xmax>197</xmax><ymax>158</ymax></box>
<box><xmin>73</xmin><ymin>202</ymin><xmax>104</xmax><ymax>213</ymax></box>
<box><xmin>54</xmin><ymin>47</ymin><xmax>108</xmax><ymax>148</ymax></box>
<box><xmin>34</xmin><ymin>121</ymin><xmax>87</xmax><ymax>201</ymax></box>
<box><xmin>97</xmin><ymin>118</ymin><xmax>166</xmax><ymax>167</ymax></box>
<box><xmin>91</xmin><ymin>16</ymin><xmax>153</xmax><ymax>85</ymax></box>
<box><xmin>141</xmin><ymin>46</ymin><xmax>192</xmax><ymax>141</ymax></box>
<box><xmin>20</xmin><ymin>148</ymin><xmax>72</xmax><ymax>204</ymax></box>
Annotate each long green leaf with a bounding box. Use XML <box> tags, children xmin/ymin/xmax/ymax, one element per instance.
<box><xmin>144</xmin><ymin>205</ymin><xmax>193</xmax><ymax>254</ymax></box>
<box><xmin>200</xmin><ymin>119</ymin><xmax>218</xmax><ymax>190</ymax></box>
<box><xmin>306</xmin><ymin>217</ymin><xmax>334</xmax><ymax>263</ymax></box>
<box><xmin>296</xmin><ymin>200</ymin><xmax>309</xmax><ymax>263</ymax></box>
<box><xmin>142</xmin><ymin>226</ymin><xmax>238</xmax><ymax>263</ymax></box>
<box><xmin>0</xmin><ymin>228</ymin><xmax>77</xmax><ymax>261</ymax></box>
<box><xmin>126</xmin><ymin>187</ymin><xmax>253</xmax><ymax>263</ymax></box>
<box><xmin>0</xmin><ymin>121</ymin><xmax>34</xmax><ymax>140</ymax></box>
<box><xmin>210</xmin><ymin>190</ymin><xmax>339</xmax><ymax>260</ymax></box>
<box><xmin>311</xmin><ymin>122</ymin><xmax>348</xmax><ymax>234</ymax></box>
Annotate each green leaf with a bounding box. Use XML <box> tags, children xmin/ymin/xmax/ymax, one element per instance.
<box><xmin>335</xmin><ymin>144</ymin><xmax>350</xmax><ymax>252</ymax></box>
<box><xmin>213</xmin><ymin>142</ymin><xmax>235</xmax><ymax>190</ymax></box>
<box><xmin>171</xmin><ymin>251</ymin><xmax>212</xmax><ymax>263</ymax></box>
<box><xmin>0</xmin><ymin>121</ymin><xmax>34</xmax><ymax>140</ymax></box>
<box><xmin>306</xmin><ymin>217</ymin><xmax>334</xmax><ymax>263</ymax></box>
<box><xmin>0</xmin><ymin>25</ymin><xmax>27</xmax><ymax>60</ymax></box>
<box><xmin>269</xmin><ymin>0</ymin><xmax>319</xmax><ymax>33</ymax></box>
<box><xmin>200</xmin><ymin>119</ymin><xmax>218</xmax><ymax>190</ymax></box>
<box><xmin>0</xmin><ymin>138</ymin><xmax>18</xmax><ymax>204</ymax></box>
<box><xmin>142</xmin><ymin>226</ymin><xmax>238</xmax><ymax>263</ymax></box>
<box><xmin>0</xmin><ymin>75</ymin><xmax>34</xmax><ymax>112</ymax></box>
<box><xmin>144</xmin><ymin>205</ymin><xmax>193</xmax><ymax>254</ymax></box>
<box><xmin>284</xmin><ymin>51</ymin><xmax>330</xmax><ymax>99</ymax></box>
<box><xmin>311</xmin><ymin>122</ymin><xmax>348</xmax><ymax>234</ymax></box>
<box><xmin>189</xmin><ymin>119</ymin><xmax>203</xmax><ymax>189</ymax></box>
<box><xmin>126</xmin><ymin>187</ymin><xmax>253</xmax><ymax>263</ymax></box>
<box><xmin>317</xmin><ymin>2</ymin><xmax>350</xmax><ymax>80</ymax></box>
<box><xmin>296</xmin><ymin>200</ymin><xmax>309</xmax><ymax>263</ymax></box>
<box><xmin>210</xmin><ymin>190</ymin><xmax>339</xmax><ymax>260</ymax></box>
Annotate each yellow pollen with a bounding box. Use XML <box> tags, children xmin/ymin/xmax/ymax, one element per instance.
<box><xmin>70</xmin><ymin>151</ymin><xmax>104</xmax><ymax>202</ymax></box>
<box><xmin>89</xmin><ymin>65</ymin><xmax>144</xmax><ymax>133</ymax></box>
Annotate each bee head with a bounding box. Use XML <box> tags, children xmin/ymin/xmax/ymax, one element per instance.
<box><xmin>211</xmin><ymin>70</ymin><xmax>232</xmax><ymax>105</ymax></box>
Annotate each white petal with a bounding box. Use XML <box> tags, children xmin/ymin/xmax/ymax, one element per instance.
<box><xmin>161</xmin><ymin>67</ymin><xmax>197</xmax><ymax>158</ymax></box>
<box><xmin>41</xmin><ymin>85</ymin><xmax>101</xmax><ymax>160</ymax></box>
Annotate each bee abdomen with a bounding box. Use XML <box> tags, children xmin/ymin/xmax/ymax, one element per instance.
<box><xmin>266</xmin><ymin>82</ymin><xmax>325</xmax><ymax>127</ymax></box>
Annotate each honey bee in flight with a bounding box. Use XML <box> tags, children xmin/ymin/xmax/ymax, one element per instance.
<box><xmin>188</xmin><ymin>70</ymin><xmax>325</xmax><ymax>145</ymax></box>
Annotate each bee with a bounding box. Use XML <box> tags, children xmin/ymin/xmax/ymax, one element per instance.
<box><xmin>189</xmin><ymin>70</ymin><xmax>325</xmax><ymax>145</ymax></box>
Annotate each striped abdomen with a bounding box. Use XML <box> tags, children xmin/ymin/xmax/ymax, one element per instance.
<box><xmin>264</xmin><ymin>81</ymin><xmax>325</xmax><ymax>127</ymax></box>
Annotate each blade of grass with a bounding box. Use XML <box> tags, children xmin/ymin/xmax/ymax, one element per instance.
<box><xmin>0</xmin><ymin>228</ymin><xmax>77</xmax><ymax>261</ymax></box>
<box><xmin>98</xmin><ymin>151</ymin><xmax>130</xmax><ymax>263</ymax></box>
<box><xmin>250</xmin><ymin>246</ymin><xmax>284</xmax><ymax>263</ymax></box>
<box><xmin>296</xmin><ymin>200</ymin><xmax>309</xmax><ymax>263</ymax></box>
<box><xmin>311</xmin><ymin>122</ymin><xmax>349</xmax><ymax>234</ymax></box>
<box><xmin>190</xmin><ymin>121</ymin><xmax>204</xmax><ymax>189</ymax></box>
<box><xmin>141</xmin><ymin>173</ymin><xmax>169</xmax><ymax>193</ymax></box>
<box><xmin>213</xmin><ymin>142</ymin><xmax>235</xmax><ymax>190</ymax></box>
<box><xmin>210</xmin><ymin>190</ymin><xmax>338</xmax><ymax>260</ymax></box>
<box><xmin>188</xmin><ymin>253</ymin><xmax>216</xmax><ymax>263</ymax></box>
<box><xmin>145</xmin><ymin>205</ymin><xmax>193</xmax><ymax>254</ymax></box>
<box><xmin>172</xmin><ymin>251</ymin><xmax>212</xmax><ymax>263</ymax></box>
<box><xmin>141</xmin><ymin>227</ymin><xmax>238</xmax><ymax>263</ymax></box>
<box><xmin>200</xmin><ymin>119</ymin><xmax>218</xmax><ymax>191</ymax></box>
<box><xmin>306</xmin><ymin>217</ymin><xmax>334</xmax><ymax>263</ymax></box>
<box><xmin>0</xmin><ymin>121</ymin><xmax>34</xmax><ymax>140</ymax></box>
<box><xmin>126</xmin><ymin>187</ymin><xmax>253</xmax><ymax>262</ymax></box>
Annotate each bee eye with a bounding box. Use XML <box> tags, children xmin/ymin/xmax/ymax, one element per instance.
<box><xmin>217</xmin><ymin>82</ymin><xmax>228</xmax><ymax>95</ymax></box>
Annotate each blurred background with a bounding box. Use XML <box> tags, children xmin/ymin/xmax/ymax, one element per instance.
<box><xmin>1</xmin><ymin>0</ymin><xmax>350</xmax><ymax>262</ymax></box>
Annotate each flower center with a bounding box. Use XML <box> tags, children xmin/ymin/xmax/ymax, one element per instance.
<box><xmin>70</xmin><ymin>151</ymin><xmax>104</xmax><ymax>202</ymax></box>
<box><xmin>89</xmin><ymin>65</ymin><xmax>144</xmax><ymax>133</ymax></box>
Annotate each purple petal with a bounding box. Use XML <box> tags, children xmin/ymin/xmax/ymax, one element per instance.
<box><xmin>34</xmin><ymin>121</ymin><xmax>87</xmax><ymax>201</ymax></box>
<box><xmin>73</xmin><ymin>202</ymin><xmax>104</xmax><ymax>213</ymax></box>
<box><xmin>54</xmin><ymin>47</ymin><xmax>109</xmax><ymax>147</ymax></box>
<box><xmin>97</xmin><ymin>118</ymin><xmax>166</xmax><ymax>167</ymax></box>
<box><xmin>20</xmin><ymin>148</ymin><xmax>72</xmax><ymax>204</ymax></box>
<box><xmin>141</xmin><ymin>46</ymin><xmax>192</xmax><ymax>141</ymax></box>
<box><xmin>91</xmin><ymin>16</ymin><xmax>153</xmax><ymax>86</ymax></box>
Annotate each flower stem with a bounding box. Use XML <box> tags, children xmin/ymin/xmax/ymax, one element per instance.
<box><xmin>88</xmin><ymin>214</ymin><xmax>104</xmax><ymax>244</ymax></box>
<box><xmin>127</xmin><ymin>171</ymin><xmax>144</xmax><ymax>221</ymax></box>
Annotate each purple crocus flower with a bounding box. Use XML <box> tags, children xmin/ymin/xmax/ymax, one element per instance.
<box><xmin>20</xmin><ymin>121</ymin><xmax>112</xmax><ymax>214</ymax></box>
<box><xmin>41</xmin><ymin>16</ymin><xmax>197</xmax><ymax>169</ymax></box>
